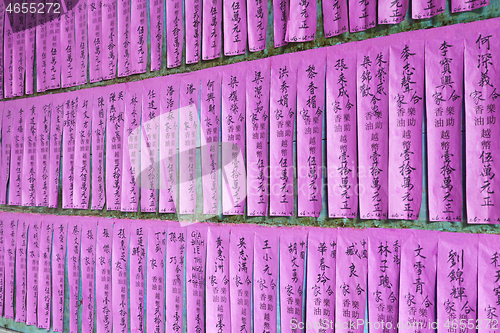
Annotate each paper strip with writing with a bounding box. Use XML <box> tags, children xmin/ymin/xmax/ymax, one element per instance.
<box><xmin>202</xmin><ymin>0</ymin><xmax>221</xmax><ymax>60</ymax></box>
<box><xmin>223</xmin><ymin>0</ymin><xmax>247</xmax><ymax>55</ymax></box>
<box><xmin>111</xmin><ymin>220</ymin><xmax>130</xmax><ymax>333</ymax></box>
<box><xmin>73</xmin><ymin>89</ymin><xmax>92</xmax><ymax>209</ymax></box>
<box><xmin>96</xmin><ymin>218</ymin><xmax>113</xmax><ymax>333</ymax></box>
<box><xmin>52</xmin><ymin>217</ymin><xmax>67</xmax><ymax>332</ymax></box>
<box><xmin>165</xmin><ymin>225</ymin><xmax>186</xmax><ymax>333</ymax></box>
<box><xmin>68</xmin><ymin>218</ymin><xmax>82</xmax><ymax>333</ymax></box>
<box><xmin>166</xmin><ymin>0</ymin><xmax>183</xmax><ymax>68</ymax></box>
<box><xmin>146</xmin><ymin>223</ymin><xmax>166</xmax><ymax>333</ymax></box>
<box><xmin>131</xmin><ymin>0</ymin><xmax>147</xmax><ymax>73</ymax></box>
<box><xmin>185</xmin><ymin>0</ymin><xmax>201</xmax><ymax>64</ymax></box>
<box><xmin>150</xmin><ymin>0</ymin><xmax>164</xmax><ymax>71</ymax></box>
<box><xmin>81</xmin><ymin>218</ymin><xmax>97</xmax><ymax>333</ymax></box>
<box><xmin>36</xmin><ymin>218</ymin><xmax>51</xmax><ymax>328</ymax></box>
<box><xmin>186</xmin><ymin>224</ymin><xmax>207</xmax><ymax>333</ymax></box>
<box><xmin>35</xmin><ymin>96</ymin><xmax>52</xmax><ymax>207</ymax></box>
<box><xmin>247</xmin><ymin>0</ymin><xmax>267</xmax><ymax>51</ymax></box>
<box><xmin>130</xmin><ymin>222</ymin><xmax>147</xmax><ymax>333</ymax></box>
<box><xmin>91</xmin><ymin>87</ymin><xmax>107</xmax><ymax>210</ymax></box>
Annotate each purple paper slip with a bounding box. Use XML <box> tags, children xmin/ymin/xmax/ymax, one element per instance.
<box><xmin>68</xmin><ymin>218</ymin><xmax>82</xmax><ymax>333</ymax></box>
<box><xmin>166</xmin><ymin>0</ymin><xmax>183</xmax><ymax>68</ymax></box>
<box><xmin>117</xmin><ymin>0</ymin><xmax>131</xmax><ymax>77</ymax></box>
<box><xmin>101</xmin><ymin>0</ymin><xmax>117</xmax><ymax>80</ymax></box>
<box><xmin>25</xmin><ymin>10</ymin><xmax>36</xmax><ymax>94</ymax></box>
<box><xmin>22</xmin><ymin>98</ymin><xmax>38</xmax><ymax>206</ymax></box>
<box><xmin>81</xmin><ymin>218</ymin><xmax>97</xmax><ymax>333</ymax></box>
<box><xmin>36</xmin><ymin>218</ymin><xmax>52</xmax><ymax>328</ymax></box>
<box><xmin>147</xmin><ymin>223</ymin><xmax>166</xmax><ymax>333</ymax></box>
<box><xmin>185</xmin><ymin>0</ymin><xmax>201</xmax><ymax>64</ymax></box>
<box><xmin>0</xmin><ymin>216</ymin><xmax>5</xmax><ymax>316</ymax></box>
<box><xmin>4</xmin><ymin>215</ymin><xmax>16</xmax><ymax>320</ymax></box>
<box><xmin>272</xmin><ymin>0</ymin><xmax>289</xmax><ymax>47</ymax></box>
<box><xmin>36</xmin><ymin>9</ymin><xmax>47</xmax><ymax>92</ymax></box>
<box><xmin>91</xmin><ymin>87</ymin><xmax>107</xmax><ymax>210</ymax></box>
<box><xmin>76</xmin><ymin>0</ymin><xmax>89</xmax><ymax>85</ymax></box>
<box><xmin>378</xmin><ymin>0</ymin><xmax>407</xmax><ymax>24</ymax></box>
<box><xmin>202</xmin><ymin>0</ymin><xmax>221</xmax><ymax>60</ymax></box>
<box><xmin>61</xmin><ymin>2</ymin><xmax>77</xmax><ymax>87</ymax></box>
<box><xmin>150</xmin><ymin>0</ymin><xmax>164</xmax><ymax>71</ymax></box>
<box><xmin>47</xmin><ymin>16</ymin><xmax>61</xmax><ymax>89</ymax></box>
<box><xmin>186</xmin><ymin>224</ymin><xmax>207</xmax><ymax>333</ymax></box>
<box><xmin>412</xmin><ymin>0</ymin><xmax>445</xmax><ymax>18</ymax></box>
<box><xmin>112</xmin><ymin>220</ymin><xmax>130</xmax><ymax>333</ymax></box>
<box><xmin>88</xmin><ymin>0</ymin><xmax>103</xmax><ymax>82</ymax></box>
<box><xmin>286</xmin><ymin>0</ymin><xmax>316</xmax><ymax>42</ymax></box>
<box><xmin>478</xmin><ymin>234</ymin><xmax>500</xmax><ymax>333</ymax></box>
<box><xmin>15</xmin><ymin>215</ymin><xmax>27</xmax><ymax>323</ymax></box>
<box><xmin>223</xmin><ymin>0</ymin><xmax>247</xmax><ymax>56</ymax></box>
<box><xmin>246</xmin><ymin>0</ymin><xmax>267</xmax><ymax>51</ymax></box>
<box><xmin>130</xmin><ymin>222</ymin><xmax>147</xmax><ymax>333</ymax></box>
<box><xmin>52</xmin><ymin>217</ymin><xmax>67</xmax><ymax>332</ymax></box>
<box><xmin>452</xmin><ymin>0</ymin><xmax>488</xmax><ymax>12</ymax></box>
<box><xmin>62</xmin><ymin>92</ymin><xmax>78</xmax><ymax>209</ymax></box>
<box><xmin>9</xmin><ymin>99</ymin><xmax>26</xmax><ymax>206</ymax></box>
<box><xmin>4</xmin><ymin>12</ymin><xmax>14</xmax><ymax>98</ymax></box>
<box><xmin>165</xmin><ymin>226</ymin><xmax>186</xmax><ymax>333</ymax></box>
<box><xmin>322</xmin><ymin>0</ymin><xmax>348</xmax><ymax>37</ymax></box>
<box><xmin>348</xmin><ymin>0</ymin><xmax>376</xmax><ymax>32</ymax></box>
<box><xmin>0</xmin><ymin>102</ymin><xmax>13</xmax><ymax>204</ymax></box>
<box><xmin>131</xmin><ymin>0</ymin><xmax>147</xmax><ymax>73</ymax></box>
<box><xmin>49</xmin><ymin>95</ymin><xmax>64</xmax><ymax>208</ymax></box>
<box><xmin>35</xmin><ymin>96</ymin><xmax>52</xmax><ymax>207</ymax></box>
<box><xmin>12</xmin><ymin>13</ymin><xmax>25</xmax><ymax>97</ymax></box>
<box><xmin>96</xmin><ymin>219</ymin><xmax>113</xmax><ymax>333</ymax></box>
<box><xmin>73</xmin><ymin>89</ymin><xmax>92</xmax><ymax>209</ymax></box>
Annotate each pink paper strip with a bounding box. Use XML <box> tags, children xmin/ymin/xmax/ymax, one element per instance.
<box><xmin>131</xmin><ymin>0</ymin><xmax>147</xmax><ymax>73</ymax></box>
<box><xmin>297</xmin><ymin>49</ymin><xmax>325</xmax><ymax>217</ymax></box>
<box><xmin>222</xmin><ymin>64</ymin><xmax>247</xmax><ymax>215</ymax></box>
<box><xmin>280</xmin><ymin>227</ymin><xmax>308</xmax><ymax>332</ymax></box>
<box><xmin>223</xmin><ymin>0</ymin><xmax>247</xmax><ymax>56</ymax></box>
<box><xmin>112</xmin><ymin>220</ymin><xmax>130</xmax><ymax>333</ymax></box>
<box><xmin>68</xmin><ymin>219</ymin><xmax>82</xmax><ymax>333</ymax></box>
<box><xmin>150</xmin><ymin>0</ymin><xmax>164</xmax><ymax>71</ymax></box>
<box><xmin>412</xmin><ymin>0</ymin><xmax>444</xmax><ymax>18</ymax></box>
<box><xmin>47</xmin><ymin>16</ymin><xmax>61</xmax><ymax>89</ymax></box>
<box><xmin>105</xmin><ymin>84</ymin><xmax>126</xmax><ymax>210</ymax></box>
<box><xmin>0</xmin><ymin>103</ymin><xmax>12</xmax><ymax>204</ymax></box>
<box><xmin>130</xmin><ymin>223</ymin><xmax>147</xmax><ymax>333</ymax></box>
<box><xmin>4</xmin><ymin>13</ymin><xmax>14</xmax><ymax>98</ymax></box>
<box><xmin>201</xmin><ymin>0</ymin><xmax>221</xmax><ymax>60</ymax></box>
<box><xmin>425</xmin><ymin>34</ymin><xmax>463</xmax><ymax>222</ymax></box>
<box><xmin>52</xmin><ymin>217</ymin><xmax>67</xmax><ymax>332</ymax></box>
<box><xmin>141</xmin><ymin>78</ymin><xmax>160</xmax><ymax>212</ymax></box>
<box><xmin>367</xmin><ymin>229</ymin><xmax>401</xmax><ymax>333</ymax></box>
<box><xmin>25</xmin><ymin>10</ymin><xmax>36</xmax><ymax>94</ymax></box>
<box><xmin>117</xmin><ymin>0</ymin><xmax>132</xmax><ymax>77</ymax></box>
<box><xmin>166</xmin><ymin>0</ymin><xmax>183</xmax><ymax>68</ymax></box>
<box><xmin>322</xmin><ymin>0</ymin><xmax>348</xmax><ymax>37</ymax></box>
<box><xmin>159</xmin><ymin>78</ymin><xmax>179</xmax><ymax>213</ymax></box>
<box><xmin>76</xmin><ymin>0</ymin><xmax>89</xmax><ymax>85</ymax></box>
<box><xmin>0</xmin><ymin>215</ymin><xmax>5</xmax><ymax>316</ymax></box>
<box><xmin>200</xmin><ymin>68</ymin><xmax>221</xmax><ymax>215</ymax></box>
<box><xmin>4</xmin><ymin>215</ymin><xmax>16</xmax><ymax>320</ymax></box>
<box><xmin>61</xmin><ymin>3</ymin><xmax>77</xmax><ymax>88</ymax></box>
<box><xmin>91</xmin><ymin>87</ymin><xmax>107</xmax><ymax>210</ymax></box>
<box><xmin>37</xmin><ymin>218</ymin><xmax>52</xmax><ymax>329</ymax></box>
<box><xmin>36</xmin><ymin>8</ymin><xmax>47</xmax><ymax>92</ymax></box>
<box><xmin>379</xmin><ymin>0</ymin><xmax>407</xmax><ymax>24</ymax></box>
<box><xmin>22</xmin><ymin>98</ymin><xmax>38</xmax><ymax>206</ymax></box>
<box><xmin>15</xmin><ymin>215</ymin><xmax>27</xmax><ymax>323</ymax></box>
<box><xmin>229</xmin><ymin>226</ymin><xmax>254</xmax><ymax>332</ymax></box>
<box><xmin>306</xmin><ymin>227</ymin><xmax>337</xmax><ymax>332</ymax></box>
<box><xmin>185</xmin><ymin>0</ymin><xmax>201</xmax><ymax>64</ymax></box>
<box><xmin>253</xmin><ymin>227</ymin><xmax>279</xmax><ymax>333</ymax></box>
<box><xmin>146</xmin><ymin>223</ymin><xmax>166</xmax><ymax>333</ymax></box>
<box><xmin>0</xmin><ymin>4</ymin><xmax>5</xmax><ymax>97</ymax></box>
<box><xmin>186</xmin><ymin>224</ymin><xmax>207</xmax><ymax>333</ymax></box>
<box><xmin>335</xmin><ymin>228</ymin><xmax>368</xmax><ymax>333</ymax></box>
<box><xmin>326</xmin><ymin>43</ymin><xmax>358</xmax><ymax>218</ymax></box>
<box><xmin>246</xmin><ymin>59</ymin><xmax>270</xmax><ymax>216</ymax></box>
<box><xmin>35</xmin><ymin>97</ymin><xmax>52</xmax><ymax>207</ymax></box>
<box><xmin>9</xmin><ymin>99</ymin><xmax>26</xmax><ymax>206</ymax></box>
<box><xmin>272</xmin><ymin>0</ymin><xmax>288</xmax><ymax>47</ymax></box>
<box><xmin>452</xmin><ymin>0</ymin><xmax>488</xmax><ymax>12</ymax></box>
<box><xmin>357</xmin><ymin>42</ymin><xmax>389</xmax><ymax>219</ymax></box>
<box><xmin>246</xmin><ymin>0</ymin><xmax>267</xmax><ymax>51</ymax></box>
<box><xmin>348</xmin><ymin>0</ymin><xmax>375</xmax><ymax>32</ymax></box>
<box><xmin>286</xmin><ymin>0</ymin><xmax>316</xmax><ymax>42</ymax></box>
<box><xmin>464</xmin><ymin>22</ymin><xmax>500</xmax><ymax>223</ymax></box>
<box><xmin>12</xmin><ymin>13</ymin><xmax>25</xmax><ymax>97</ymax></box>
<box><xmin>269</xmin><ymin>54</ymin><xmax>297</xmax><ymax>216</ymax></box>
<box><xmin>62</xmin><ymin>92</ymin><xmax>77</xmax><ymax>209</ymax></box>
<box><xmin>88</xmin><ymin>0</ymin><xmax>103</xmax><ymax>82</ymax></box>
<box><xmin>81</xmin><ymin>218</ymin><xmax>97</xmax><ymax>333</ymax></box>
<box><xmin>437</xmin><ymin>232</ymin><xmax>478</xmax><ymax>333</ymax></box>
<box><xmin>179</xmin><ymin>74</ymin><xmax>199</xmax><ymax>215</ymax></box>
<box><xmin>388</xmin><ymin>40</ymin><xmax>424</xmax><ymax>220</ymax></box>
<box><xmin>165</xmin><ymin>226</ymin><xmax>186</xmax><ymax>333</ymax></box>
<box><xmin>96</xmin><ymin>219</ymin><xmax>113</xmax><ymax>333</ymax></box>
<box><xmin>398</xmin><ymin>229</ymin><xmax>438</xmax><ymax>333</ymax></box>
<box><xmin>49</xmin><ymin>95</ymin><xmax>64</xmax><ymax>208</ymax></box>
<box><xmin>73</xmin><ymin>89</ymin><xmax>92</xmax><ymax>209</ymax></box>
<box><xmin>102</xmin><ymin>0</ymin><xmax>117</xmax><ymax>80</ymax></box>
<box><xmin>478</xmin><ymin>233</ymin><xmax>500</xmax><ymax>333</ymax></box>
<box><xmin>122</xmin><ymin>82</ymin><xmax>142</xmax><ymax>212</ymax></box>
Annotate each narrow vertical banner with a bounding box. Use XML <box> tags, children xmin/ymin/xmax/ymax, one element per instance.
<box><xmin>75</xmin><ymin>0</ymin><xmax>89</xmax><ymax>85</ymax></box>
<box><xmin>398</xmin><ymin>229</ymin><xmax>438</xmax><ymax>333</ymax></box>
<box><xmin>186</xmin><ymin>224</ymin><xmax>208</xmax><ymax>333</ymax></box>
<box><xmin>166</xmin><ymin>0</ymin><xmax>183</xmax><ymax>68</ymax></box>
<box><xmin>122</xmin><ymin>82</ymin><xmax>142</xmax><ymax>212</ymax></box>
<box><xmin>185</xmin><ymin>0</ymin><xmax>201</xmax><ymax>64</ymax></box>
<box><xmin>478</xmin><ymin>233</ymin><xmax>500</xmax><ymax>333</ymax></box>
<box><xmin>96</xmin><ymin>219</ymin><xmax>113</xmax><ymax>333</ymax></box>
<box><xmin>159</xmin><ymin>78</ymin><xmax>179</xmax><ymax>213</ymax></box>
<box><xmin>141</xmin><ymin>78</ymin><xmax>161</xmax><ymax>212</ymax></box>
<box><xmin>12</xmin><ymin>12</ymin><xmax>25</xmax><ymax>97</ymax></box>
<box><xmin>36</xmin><ymin>96</ymin><xmax>52</xmax><ymax>207</ymax></box>
<box><xmin>246</xmin><ymin>59</ymin><xmax>270</xmax><ymax>216</ymax></box>
<box><xmin>4</xmin><ymin>215</ymin><xmax>16</xmax><ymax>320</ymax></box>
<box><xmin>412</xmin><ymin>0</ymin><xmax>444</xmax><ymax>18</ymax></box>
<box><xmin>81</xmin><ymin>218</ymin><xmax>97</xmax><ymax>333</ymax></box>
<box><xmin>223</xmin><ymin>0</ymin><xmax>247</xmax><ymax>56</ymax></box>
<box><xmin>25</xmin><ymin>9</ymin><xmax>36</xmax><ymax>94</ymax></box>
<box><xmin>165</xmin><ymin>226</ymin><xmax>186</xmax><ymax>333</ymax></box>
<box><xmin>4</xmin><ymin>12</ymin><xmax>14</xmax><ymax>98</ymax></box>
<box><xmin>306</xmin><ymin>227</ymin><xmax>337</xmax><ymax>333</ymax></box>
<box><xmin>9</xmin><ymin>99</ymin><xmax>26</xmax><ymax>206</ymax></box>
<box><xmin>0</xmin><ymin>217</ymin><xmax>5</xmax><ymax>317</ymax></box>
<box><xmin>150</xmin><ymin>0</ymin><xmax>164</xmax><ymax>71</ymax></box>
<box><xmin>146</xmin><ymin>223</ymin><xmax>166</xmax><ymax>333</ymax></box>
<box><xmin>326</xmin><ymin>43</ymin><xmax>358</xmax><ymax>219</ymax></box>
<box><xmin>73</xmin><ymin>89</ymin><xmax>93</xmax><ymax>209</ymax></box>
<box><xmin>222</xmin><ymin>63</ymin><xmax>247</xmax><ymax>215</ymax></box>
<box><xmin>68</xmin><ymin>219</ymin><xmax>82</xmax><ymax>333</ymax></box>
<box><xmin>253</xmin><ymin>228</ymin><xmax>279</xmax><ymax>333</ymax></box>
<box><xmin>102</xmin><ymin>0</ymin><xmax>117</xmax><ymax>80</ymax></box>
<box><xmin>49</xmin><ymin>95</ymin><xmax>64</xmax><ymax>208</ymax></box>
<box><xmin>335</xmin><ymin>228</ymin><xmax>368</xmax><ymax>333</ymax></box>
<box><xmin>91</xmin><ymin>87</ymin><xmax>107</xmax><ymax>210</ymax></box>
<box><xmin>202</xmin><ymin>0</ymin><xmax>221</xmax><ymax>60</ymax></box>
<box><xmin>37</xmin><ymin>218</ymin><xmax>52</xmax><ymax>329</ymax></box>
<box><xmin>117</xmin><ymin>0</ymin><xmax>132</xmax><ymax>77</ymax></box>
<box><xmin>200</xmin><ymin>68</ymin><xmax>221</xmax><ymax>215</ymax></box>
<box><xmin>272</xmin><ymin>0</ymin><xmax>288</xmax><ymax>47</ymax></box>
<box><xmin>111</xmin><ymin>221</ymin><xmax>130</xmax><ymax>333</ymax></box>
<box><xmin>22</xmin><ymin>97</ymin><xmax>38</xmax><ymax>206</ymax></box>
<box><xmin>286</xmin><ymin>0</ymin><xmax>316</xmax><ymax>42</ymax></box>
<box><xmin>452</xmin><ymin>0</ymin><xmax>488</xmax><ymax>12</ymax></box>
<box><xmin>130</xmin><ymin>223</ymin><xmax>147</xmax><ymax>333</ymax></box>
<box><xmin>28</xmin><ymin>219</ymin><xmax>41</xmax><ymax>325</ymax></box>
<box><xmin>47</xmin><ymin>15</ymin><xmax>61</xmax><ymax>89</ymax></box>
<box><xmin>437</xmin><ymin>232</ymin><xmax>478</xmax><ymax>333</ymax></box>
<box><xmin>105</xmin><ymin>84</ymin><xmax>126</xmax><ymax>211</ymax></box>
<box><xmin>348</xmin><ymin>0</ymin><xmax>375</xmax><ymax>32</ymax></box>
<box><xmin>88</xmin><ymin>0</ymin><xmax>103</xmax><ymax>82</ymax></box>
<box><xmin>465</xmin><ymin>22</ymin><xmax>500</xmax><ymax>223</ymax></box>
<box><xmin>62</xmin><ymin>93</ymin><xmax>78</xmax><ymax>209</ymax></box>
<box><xmin>0</xmin><ymin>3</ymin><xmax>5</xmax><ymax>97</ymax></box>
<box><xmin>280</xmin><ymin>228</ymin><xmax>308</xmax><ymax>332</ymax></box>
<box><xmin>297</xmin><ymin>49</ymin><xmax>326</xmax><ymax>217</ymax></box>
<box><xmin>322</xmin><ymin>0</ymin><xmax>348</xmax><ymax>37</ymax></box>
<box><xmin>61</xmin><ymin>0</ymin><xmax>77</xmax><ymax>88</ymax></box>
<box><xmin>378</xmin><ymin>0</ymin><xmax>407</xmax><ymax>24</ymax></box>
<box><xmin>179</xmin><ymin>74</ymin><xmax>199</xmax><ymax>215</ymax></box>
<box><xmin>246</xmin><ymin>0</ymin><xmax>267</xmax><ymax>52</ymax></box>
<box><xmin>367</xmin><ymin>229</ymin><xmax>402</xmax><ymax>333</ymax></box>
<box><xmin>52</xmin><ymin>217</ymin><xmax>67</xmax><ymax>333</ymax></box>
<box><xmin>0</xmin><ymin>102</ymin><xmax>13</xmax><ymax>204</ymax></box>
<box><xmin>388</xmin><ymin>39</ymin><xmax>424</xmax><ymax>220</ymax></box>
<box><xmin>357</xmin><ymin>42</ymin><xmax>389</xmax><ymax>219</ymax></box>
<box><xmin>15</xmin><ymin>215</ymin><xmax>27</xmax><ymax>323</ymax></box>
<box><xmin>206</xmin><ymin>226</ymin><xmax>231</xmax><ymax>332</ymax></box>
<box><xmin>131</xmin><ymin>0</ymin><xmax>147</xmax><ymax>73</ymax></box>
<box><xmin>425</xmin><ymin>34</ymin><xmax>463</xmax><ymax>222</ymax></box>
<box><xmin>36</xmin><ymin>9</ymin><xmax>47</xmax><ymax>92</ymax></box>
<box><xmin>269</xmin><ymin>54</ymin><xmax>297</xmax><ymax>216</ymax></box>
